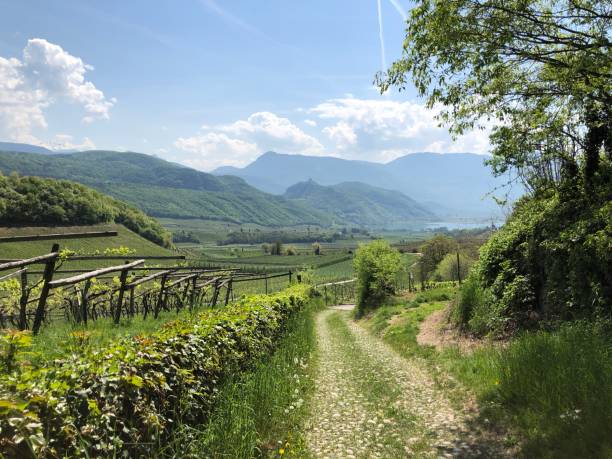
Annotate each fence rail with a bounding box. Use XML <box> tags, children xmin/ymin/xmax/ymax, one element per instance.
<box><xmin>0</xmin><ymin>242</ymin><xmax>294</xmax><ymax>334</ymax></box>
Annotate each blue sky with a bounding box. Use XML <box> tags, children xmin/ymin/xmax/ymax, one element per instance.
<box><xmin>0</xmin><ymin>0</ymin><xmax>490</xmax><ymax>170</ymax></box>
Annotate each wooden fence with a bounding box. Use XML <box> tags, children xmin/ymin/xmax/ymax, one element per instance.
<box><xmin>0</xmin><ymin>238</ymin><xmax>293</xmax><ymax>334</ymax></box>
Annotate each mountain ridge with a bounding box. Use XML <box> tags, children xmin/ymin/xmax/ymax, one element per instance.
<box><xmin>0</xmin><ymin>150</ymin><xmax>332</xmax><ymax>227</ymax></box>
<box><xmin>284</xmin><ymin>179</ymin><xmax>435</xmax><ymax>227</ymax></box>
<box><xmin>212</xmin><ymin>151</ymin><xmax>515</xmax><ymax>218</ymax></box>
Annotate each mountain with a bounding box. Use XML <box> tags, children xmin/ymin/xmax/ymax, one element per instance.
<box><xmin>0</xmin><ymin>142</ymin><xmax>55</xmax><ymax>155</ymax></box>
<box><xmin>0</xmin><ymin>150</ymin><xmax>332</xmax><ymax>227</ymax></box>
<box><xmin>284</xmin><ymin>179</ymin><xmax>435</xmax><ymax>227</ymax></box>
<box><xmin>213</xmin><ymin>151</ymin><xmax>519</xmax><ymax>218</ymax></box>
<box><xmin>0</xmin><ymin>172</ymin><xmax>171</xmax><ymax>247</ymax></box>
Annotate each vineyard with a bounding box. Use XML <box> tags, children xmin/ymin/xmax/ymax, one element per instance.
<box><xmin>0</xmin><ymin>231</ymin><xmax>293</xmax><ymax>334</ymax></box>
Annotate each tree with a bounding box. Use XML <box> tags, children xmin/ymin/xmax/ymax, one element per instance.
<box><xmin>378</xmin><ymin>0</ymin><xmax>611</xmax><ymax>193</ymax></box>
<box><xmin>433</xmin><ymin>252</ymin><xmax>475</xmax><ymax>282</ymax></box>
<box><xmin>312</xmin><ymin>242</ymin><xmax>322</xmax><ymax>255</ymax></box>
<box><xmin>354</xmin><ymin>240</ymin><xmax>403</xmax><ymax>317</ymax></box>
<box><xmin>270</xmin><ymin>240</ymin><xmax>283</xmax><ymax>256</ymax></box>
<box><xmin>285</xmin><ymin>245</ymin><xmax>298</xmax><ymax>256</ymax></box>
<box><xmin>420</xmin><ymin>235</ymin><xmax>455</xmax><ymax>278</ymax></box>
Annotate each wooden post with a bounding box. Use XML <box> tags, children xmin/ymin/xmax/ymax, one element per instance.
<box><xmin>456</xmin><ymin>251</ymin><xmax>462</xmax><ymax>285</ymax></box>
<box><xmin>32</xmin><ymin>243</ymin><xmax>59</xmax><ymax>335</ymax></box>
<box><xmin>154</xmin><ymin>274</ymin><xmax>167</xmax><ymax>319</ymax></box>
<box><xmin>113</xmin><ymin>265</ymin><xmax>129</xmax><ymax>324</ymax></box>
<box><xmin>224</xmin><ymin>278</ymin><xmax>232</xmax><ymax>306</ymax></box>
<box><xmin>211</xmin><ymin>278</ymin><xmax>220</xmax><ymax>307</ymax></box>
<box><xmin>18</xmin><ymin>270</ymin><xmax>28</xmax><ymax>330</ymax></box>
<box><xmin>264</xmin><ymin>272</ymin><xmax>268</xmax><ymax>294</ymax></box>
<box><xmin>288</xmin><ymin>271</ymin><xmax>292</xmax><ymax>284</ymax></box>
<box><xmin>420</xmin><ymin>261</ymin><xmax>425</xmax><ymax>292</ymax></box>
<box><xmin>129</xmin><ymin>286</ymin><xmax>135</xmax><ymax>317</ymax></box>
<box><xmin>81</xmin><ymin>279</ymin><xmax>91</xmax><ymax>325</ymax></box>
<box><xmin>189</xmin><ymin>276</ymin><xmax>197</xmax><ymax>310</ymax></box>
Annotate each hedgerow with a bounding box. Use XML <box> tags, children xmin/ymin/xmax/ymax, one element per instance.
<box><xmin>0</xmin><ymin>284</ymin><xmax>310</xmax><ymax>458</ymax></box>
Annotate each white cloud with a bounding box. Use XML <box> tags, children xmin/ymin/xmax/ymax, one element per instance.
<box><xmin>322</xmin><ymin>121</ymin><xmax>357</xmax><ymax>150</ymax></box>
<box><xmin>174</xmin><ymin>111</ymin><xmax>325</xmax><ymax>170</ymax></box>
<box><xmin>173</xmin><ymin>99</ymin><xmax>493</xmax><ymax>171</ymax></box>
<box><xmin>310</xmin><ymin>97</ymin><xmax>491</xmax><ymax>159</ymax></box>
<box><xmin>218</xmin><ymin>112</ymin><xmax>324</xmax><ymax>154</ymax></box>
<box><xmin>0</xmin><ymin>38</ymin><xmax>114</xmax><ymax>142</ymax></box>
<box><xmin>174</xmin><ymin>131</ymin><xmax>258</xmax><ymax>170</ymax></box>
<box><xmin>47</xmin><ymin>134</ymin><xmax>95</xmax><ymax>151</ymax></box>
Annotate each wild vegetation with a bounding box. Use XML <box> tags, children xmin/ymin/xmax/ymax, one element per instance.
<box><xmin>381</xmin><ymin>0</ymin><xmax>611</xmax><ymax>334</ymax></box>
<box><xmin>0</xmin><ymin>173</ymin><xmax>171</xmax><ymax>247</ymax></box>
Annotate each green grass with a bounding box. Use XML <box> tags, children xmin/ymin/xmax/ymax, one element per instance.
<box><xmin>362</xmin><ymin>287</ymin><xmax>612</xmax><ymax>458</ymax></box>
<box><xmin>160</xmin><ymin>298</ymin><xmax>322</xmax><ymax>458</ymax></box>
<box><xmin>27</xmin><ymin>305</ymin><xmax>207</xmax><ymax>364</ymax></box>
<box><xmin>0</xmin><ymin>224</ymin><xmax>175</xmax><ymax>271</ymax></box>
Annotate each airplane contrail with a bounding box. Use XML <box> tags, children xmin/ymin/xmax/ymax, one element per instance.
<box><xmin>388</xmin><ymin>0</ymin><xmax>407</xmax><ymax>21</ymax></box>
<box><xmin>376</xmin><ymin>0</ymin><xmax>387</xmax><ymax>72</ymax></box>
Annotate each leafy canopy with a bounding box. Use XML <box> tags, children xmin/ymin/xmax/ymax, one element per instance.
<box><xmin>378</xmin><ymin>0</ymin><xmax>611</xmax><ymax>192</ymax></box>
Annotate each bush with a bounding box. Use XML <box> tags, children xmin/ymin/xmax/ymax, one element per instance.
<box><xmin>454</xmin><ymin>176</ymin><xmax>611</xmax><ymax>335</ymax></box>
<box><xmin>0</xmin><ymin>285</ymin><xmax>311</xmax><ymax>458</ymax></box>
<box><xmin>354</xmin><ymin>240</ymin><xmax>402</xmax><ymax>318</ymax></box>
<box><xmin>285</xmin><ymin>245</ymin><xmax>298</xmax><ymax>256</ymax></box>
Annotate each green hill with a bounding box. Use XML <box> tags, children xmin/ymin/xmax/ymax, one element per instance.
<box><xmin>0</xmin><ymin>224</ymin><xmax>174</xmax><ymax>268</ymax></box>
<box><xmin>0</xmin><ymin>173</ymin><xmax>171</xmax><ymax>247</ymax></box>
<box><xmin>284</xmin><ymin>179</ymin><xmax>435</xmax><ymax>227</ymax></box>
<box><xmin>0</xmin><ymin>150</ymin><xmax>332</xmax><ymax>227</ymax></box>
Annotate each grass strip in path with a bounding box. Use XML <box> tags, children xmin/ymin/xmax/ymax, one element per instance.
<box><xmin>306</xmin><ymin>308</ymin><xmax>514</xmax><ymax>458</ymax></box>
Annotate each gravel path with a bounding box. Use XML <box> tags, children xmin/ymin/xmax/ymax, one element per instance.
<box><xmin>305</xmin><ymin>309</ymin><xmax>510</xmax><ymax>458</ymax></box>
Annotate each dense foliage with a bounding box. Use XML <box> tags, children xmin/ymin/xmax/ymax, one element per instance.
<box><xmin>455</xmin><ymin>173</ymin><xmax>611</xmax><ymax>335</ymax></box>
<box><xmin>0</xmin><ymin>285</ymin><xmax>310</xmax><ymax>458</ymax></box>
<box><xmin>379</xmin><ymin>0</ymin><xmax>610</xmax><ymax>195</ymax></box>
<box><xmin>0</xmin><ymin>173</ymin><xmax>172</xmax><ymax>247</ymax></box>
<box><xmin>354</xmin><ymin>241</ymin><xmax>403</xmax><ymax>318</ymax></box>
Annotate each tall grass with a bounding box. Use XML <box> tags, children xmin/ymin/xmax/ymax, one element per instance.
<box><xmin>491</xmin><ymin>321</ymin><xmax>612</xmax><ymax>458</ymax></box>
<box><xmin>160</xmin><ymin>299</ymin><xmax>321</xmax><ymax>458</ymax></box>
<box><xmin>364</xmin><ymin>290</ymin><xmax>612</xmax><ymax>458</ymax></box>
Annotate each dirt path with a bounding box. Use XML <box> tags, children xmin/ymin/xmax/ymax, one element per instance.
<box><xmin>305</xmin><ymin>308</ymin><xmax>509</xmax><ymax>458</ymax></box>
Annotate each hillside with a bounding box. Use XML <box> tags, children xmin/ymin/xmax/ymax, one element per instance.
<box><xmin>0</xmin><ymin>173</ymin><xmax>171</xmax><ymax>247</ymax></box>
<box><xmin>284</xmin><ymin>179</ymin><xmax>435</xmax><ymax>227</ymax></box>
<box><xmin>214</xmin><ymin>151</ymin><xmax>519</xmax><ymax>218</ymax></box>
<box><xmin>0</xmin><ymin>224</ymin><xmax>174</xmax><ymax>269</ymax></box>
<box><xmin>0</xmin><ymin>142</ymin><xmax>55</xmax><ymax>155</ymax></box>
<box><xmin>0</xmin><ymin>150</ymin><xmax>332</xmax><ymax>227</ymax></box>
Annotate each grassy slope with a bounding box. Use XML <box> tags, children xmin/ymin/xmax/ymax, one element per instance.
<box><xmin>361</xmin><ymin>287</ymin><xmax>612</xmax><ymax>458</ymax></box>
<box><xmin>0</xmin><ymin>224</ymin><xmax>175</xmax><ymax>270</ymax></box>
<box><xmin>0</xmin><ymin>150</ymin><xmax>332</xmax><ymax>226</ymax></box>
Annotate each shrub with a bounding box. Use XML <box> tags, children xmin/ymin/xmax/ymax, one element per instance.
<box><xmin>312</xmin><ymin>242</ymin><xmax>321</xmax><ymax>255</ymax></box>
<box><xmin>354</xmin><ymin>240</ymin><xmax>402</xmax><ymax>318</ymax></box>
<box><xmin>456</xmin><ymin>175</ymin><xmax>611</xmax><ymax>335</ymax></box>
<box><xmin>285</xmin><ymin>245</ymin><xmax>298</xmax><ymax>256</ymax></box>
<box><xmin>0</xmin><ymin>285</ymin><xmax>310</xmax><ymax>458</ymax></box>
